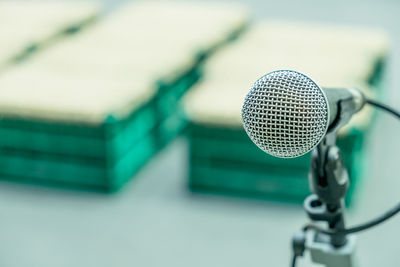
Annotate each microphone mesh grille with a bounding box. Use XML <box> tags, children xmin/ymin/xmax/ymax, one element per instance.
<box><xmin>242</xmin><ymin>70</ymin><xmax>329</xmax><ymax>158</ymax></box>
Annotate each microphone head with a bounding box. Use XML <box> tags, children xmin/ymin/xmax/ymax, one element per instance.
<box><xmin>242</xmin><ymin>70</ymin><xmax>330</xmax><ymax>158</ymax></box>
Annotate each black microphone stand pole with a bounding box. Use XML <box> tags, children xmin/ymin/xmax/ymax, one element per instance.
<box><xmin>293</xmin><ymin>132</ymin><xmax>358</xmax><ymax>267</ymax></box>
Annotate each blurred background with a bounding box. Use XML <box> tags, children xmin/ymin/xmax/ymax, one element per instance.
<box><xmin>0</xmin><ymin>0</ymin><xmax>399</xmax><ymax>267</ymax></box>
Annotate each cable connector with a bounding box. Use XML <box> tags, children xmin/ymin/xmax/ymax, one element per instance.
<box><xmin>291</xmin><ymin>231</ymin><xmax>306</xmax><ymax>267</ymax></box>
<box><xmin>292</xmin><ymin>231</ymin><xmax>306</xmax><ymax>257</ymax></box>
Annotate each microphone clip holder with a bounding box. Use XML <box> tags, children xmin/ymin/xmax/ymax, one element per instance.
<box><xmin>292</xmin><ymin>132</ymin><xmax>358</xmax><ymax>267</ymax></box>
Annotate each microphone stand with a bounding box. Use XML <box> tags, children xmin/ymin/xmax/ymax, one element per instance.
<box><xmin>292</xmin><ymin>131</ymin><xmax>358</xmax><ymax>267</ymax></box>
<box><xmin>290</xmin><ymin>89</ymin><xmax>366</xmax><ymax>267</ymax></box>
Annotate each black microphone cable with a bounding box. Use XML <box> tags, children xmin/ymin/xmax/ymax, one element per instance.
<box><xmin>291</xmin><ymin>255</ymin><xmax>298</xmax><ymax>267</ymax></box>
<box><xmin>303</xmin><ymin>201</ymin><xmax>400</xmax><ymax>235</ymax></box>
<box><xmin>366</xmin><ymin>98</ymin><xmax>400</xmax><ymax>119</ymax></box>
<box><xmin>291</xmin><ymin>99</ymin><xmax>400</xmax><ymax>267</ymax></box>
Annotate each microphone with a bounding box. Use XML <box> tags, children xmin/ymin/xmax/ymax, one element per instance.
<box><xmin>242</xmin><ymin>70</ymin><xmax>365</xmax><ymax>158</ymax></box>
<box><xmin>242</xmin><ymin>70</ymin><xmax>400</xmax><ymax>266</ymax></box>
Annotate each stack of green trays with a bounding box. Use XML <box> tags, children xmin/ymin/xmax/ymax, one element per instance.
<box><xmin>0</xmin><ymin>100</ymin><xmax>159</xmax><ymax>190</ymax></box>
<box><xmin>188</xmin><ymin>125</ymin><xmax>366</xmax><ymax>204</ymax></box>
<box><xmin>184</xmin><ymin>21</ymin><xmax>389</xmax><ymax>204</ymax></box>
<box><xmin>0</xmin><ymin>2</ymin><xmax>249</xmax><ymax>191</ymax></box>
<box><xmin>0</xmin><ymin>1</ymin><xmax>100</xmax><ymax>71</ymax></box>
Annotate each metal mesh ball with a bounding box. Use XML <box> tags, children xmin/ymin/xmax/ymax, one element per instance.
<box><xmin>242</xmin><ymin>70</ymin><xmax>329</xmax><ymax>158</ymax></box>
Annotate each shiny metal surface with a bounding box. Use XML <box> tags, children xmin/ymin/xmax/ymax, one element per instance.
<box><xmin>242</xmin><ymin>70</ymin><xmax>329</xmax><ymax>158</ymax></box>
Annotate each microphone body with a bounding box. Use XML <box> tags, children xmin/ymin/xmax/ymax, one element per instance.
<box><xmin>323</xmin><ymin>87</ymin><xmax>365</xmax><ymax>132</ymax></box>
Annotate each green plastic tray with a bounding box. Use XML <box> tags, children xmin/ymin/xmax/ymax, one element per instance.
<box><xmin>0</xmin><ymin>56</ymin><xmax>205</xmax><ymax>191</ymax></box>
<box><xmin>0</xmin><ymin>129</ymin><xmax>157</xmax><ymax>191</ymax></box>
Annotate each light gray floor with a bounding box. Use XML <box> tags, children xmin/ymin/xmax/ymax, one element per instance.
<box><xmin>1</xmin><ymin>0</ymin><xmax>399</xmax><ymax>266</ymax></box>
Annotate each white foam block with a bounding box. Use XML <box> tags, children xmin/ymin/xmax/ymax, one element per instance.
<box><xmin>0</xmin><ymin>1</ymin><xmax>100</xmax><ymax>67</ymax></box>
<box><xmin>0</xmin><ymin>1</ymin><xmax>249</xmax><ymax>125</ymax></box>
<box><xmin>185</xmin><ymin>20</ymin><xmax>389</xmax><ymax>134</ymax></box>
